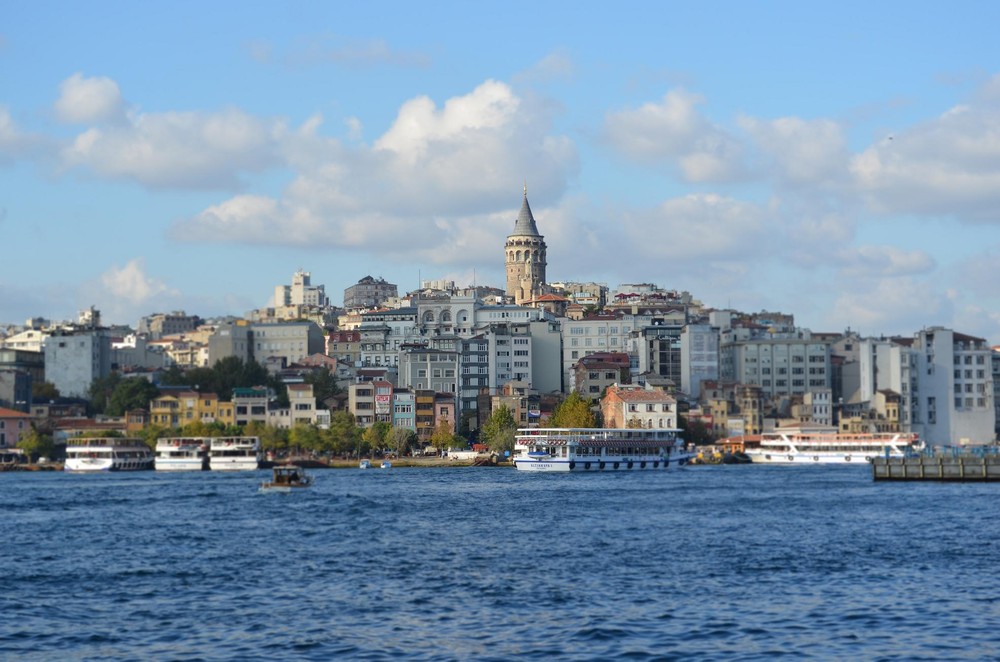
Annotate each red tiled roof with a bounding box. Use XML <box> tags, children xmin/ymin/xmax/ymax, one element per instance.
<box><xmin>608</xmin><ymin>387</ymin><xmax>675</xmax><ymax>403</ymax></box>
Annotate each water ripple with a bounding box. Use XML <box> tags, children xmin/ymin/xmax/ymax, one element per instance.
<box><xmin>1</xmin><ymin>467</ymin><xmax>999</xmax><ymax>659</ymax></box>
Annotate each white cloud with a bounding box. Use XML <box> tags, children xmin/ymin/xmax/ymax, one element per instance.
<box><xmin>515</xmin><ymin>51</ymin><xmax>575</xmax><ymax>85</ymax></box>
<box><xmin>61</xmin><ymin>106</ymin><xmax>285</xmax><ymax>189</ymax></box>
<box><xmin>619</xmin><ymin>193</ymin><xmax>768</xmax><ymax>262</ymax></box>
<box><xmin>603</xmin><ymin>89</ymin><xmax>745</xmax><ymax>182</ymax></box>
<box><xmin>285</xmin><ymin>34</ymin><xmax>431</xmax><ymax>69</ymax></box>
<box><xmin>830</xmin><ymin>277</ymin><xmax>953</xmax><ymax>335</ymax></box>
<box><xmin>739</xmin><ymin>115</ymin><xmax>850</xmax><ymax>188</ymax></box>
<box><xmin>55</xmin><ymin>73</ymin><xmax>126</xmax><ymax>124</ymax></box>
<box><xmin>850</xmin><ymin>81</ymin><xmax>1000</xmax><ymax>221</ymax></box>
<box><xmin>173</xmin><ymin>79</ymin><xmax>579</xmax><ymax>265</ymax></box>
<box><xmin>836</xmin><ymin>245</ymin><xmax>936</xmax><ymax>278</ymax></box>
<box><xmin>73</xmin><ymin>258</ymin><xmax>184</xmax><ymax>325</ymax></box>
<box><xmin>0</xmin><ymin>106</ymin><xmax>46</xmax><ymax>163</ymax></box>
<box><xmin>100</xmin><ymin>258</ymin><xmax>177</xmax><ymax>304</ymax></box>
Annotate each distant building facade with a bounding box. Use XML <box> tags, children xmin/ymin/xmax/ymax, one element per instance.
<box><xmin>344</xmin><ymin>276</ymin><xmax>398</xmax><ymax>310</ymax></box>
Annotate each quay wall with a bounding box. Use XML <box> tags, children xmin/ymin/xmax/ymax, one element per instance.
<box><xmin>872</xmin><ymin>455</ymin><xmax>1000</xmax><ymax>481</ymax></box>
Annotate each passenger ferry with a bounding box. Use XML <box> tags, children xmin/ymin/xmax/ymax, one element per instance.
<box><xmin>208</xmin><ymin>436</ymin><xmax>262</xmax><ymax>471</ymax></box>
<box><xmin>64</xmin><ymin>437</ymin><xmax>154</xmax><ymax>472</ymax></box>
<box><xmin>743</xmin><ymin>428</ymin><xmax>923</xmax><ymax>464</ymax></box>
<box><xmin>155</xmin><ymin>437</ymin><xmax>209</xmax><ymax>471</ymax></box>
<box><xmin>512</xmin><ymin>427</ymin><xmax>695</xmax><ymax>472</ymax></box>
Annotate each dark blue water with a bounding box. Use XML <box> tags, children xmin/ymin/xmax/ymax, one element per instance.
<box><xmin>2</xmin><ymin>466</ymin><xmax>998</xmax><ymax>660</ymax></box>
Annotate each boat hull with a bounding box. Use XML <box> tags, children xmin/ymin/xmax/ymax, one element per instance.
<box><xmin>513</xmin><ymin>427</ymin><xmax>693</xmax><ymax>473</ymax></box>
<box><xmin>209</xmin><ymin>458</ymin><xmax>260</xmax><ymax>471</ymax></box>
<box><xmin>64</xmin><ymin>457</ymin><xmax>154</xmax><ymax>472</ymax></box>
<box><xmin>746</xmin><ymin>450</ymin><xmax>897</xmax><ymax>465</ymax></box>
<box><xmin>514</xmin><ymin>455</ymin><xmax>691</xmax><ymax>472</ymax></box>
<box><xmin>155</xmin><ymin>458</ymin><xmax>208</xmax><ymax>471</ymax></box>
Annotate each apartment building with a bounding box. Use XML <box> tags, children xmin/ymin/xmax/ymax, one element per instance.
<box><xmin>150</xmin><ymin>391</ymin><xmax>234</xmax><ymax>428</ymax></box>
<box><xmin>601</xmin><ymin>383</ymin><xmax>678</xmax><ymax>430</ymax></box>
<box><xmin>43</xmin><ymin>327</ymin><xmax>113</xmax><ymax>399</ymax></box>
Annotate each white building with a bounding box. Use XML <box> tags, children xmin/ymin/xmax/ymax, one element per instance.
<box><xmin>0</xmin><ymin>328</ymin><xmax>48</xmax><ymax>352</ymax></box>
<box><xmin>275</xmin><ymin>269</ymin><xmax>329</xmax><ymax>308</ymax></box>
<box><xmin>561</xmin><ymin>314</ymin><xmax>652</xmax><ymax>392</ymax></box>
<box><xmin>43</xmin><ymin>328</ymin><xmax>112</xmax><ymax>398</ymax></box>
<box><xmin>719</xmin><ymin>327</ymin><xmax>831</xmax><ymax>400</ymax></box>
<box><xmin>680</xmin><ymin>324</ymin><xmax>720</xmax><ymax>400</ymax></box>
<box><xmin>860</xmin><ymin>327</ymin><xmax>995</xmax><ymax>445</ymax></box>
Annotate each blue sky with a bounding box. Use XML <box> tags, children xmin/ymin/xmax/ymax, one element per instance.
<box><xmin>4</xmin><ymin>1</ymin><xmax>1000</xmax><ymax>342</ymax></box>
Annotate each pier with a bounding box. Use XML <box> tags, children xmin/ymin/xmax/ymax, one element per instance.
<box><xmin>872</xmin><ymin>449</ymin><xmax>1000</xmax><ymax>482</ymax></box>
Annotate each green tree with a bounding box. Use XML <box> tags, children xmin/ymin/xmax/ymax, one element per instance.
<box><xmin>328</xmin><ymin>411</ymin><xmax>362</xmax><ymax>457</ymax></box>
<box><xmin>158</xmin><ymin>365</ymin><xmax>186</xmax><ymax>387</ymax></box>
<box><xmin>429</xmin><ymin>421</ymin><xmax>458</xmax><ymax>451</ymax></box>
<box><xmin>158</xmin><ymin>357</ymin><xmax>274</xmax><ymax>401</ymax></box>
<box><xmin>17</xmin><ymin>428</ymin><xmax>54</xmax><ymax>461</ymax></box>
<box><xmin>180</xmin><ymin>420</ymin><xmax>212</xmax><ymax>437</ymax></box>
<box><xmin>32</xmin><ymin>381</ymin><xmax>61</xmax><ymax>402</ymax></box>
<box><xmin>304</xmin><ymin>367</ymin><xmax>341</xmax><ymax>404</ymax></box>
<box><xmin>106</xmin><ymin>377</ymin><xmax>160</xmax><ymax>416</ymax></box>
<box><xmin>549</xmin><ymin>392</ymin><xmax>597</xmax><ymax>428</ymax></box>
<box><xmin>679</xmin><ymin>415</ymin><xmax>712</xmax><ymax>445</ymax></box>
<box><xmin>139</xmin><ymin>424</ymin><xmax>171</xmax><ymax>449</ymax></box>
<box><xmin>388</xmin><ymin>427</ymin><xmax>416</xmax><ymax>456</ymax></box>
<box><xmin>184</xmin><ymin>367</ymin><xmax>219</xmax><ymax>395</ymax></box>
<box><xmin>256</xmin><ymin>425</ymin><xmax>288</xmax><ymax>453</ymax></box>
<box><xmin>289</xmin><ymin>423</ymin><xmax>322</xmax><ymax>454</ymax></box>
<box><xmin>363</xmin><ymin>421</ymin><xmax>391</xmax><ymax>455</ymax></box>
<box><xmin>481</xmin><ymin>405</ymin><xmax>516</xmax><ymax>455</ymax></box>
<box><xmin>88</xmin><ymin>373</ymin><xmax>122</xmax><ymax>414</ymax></box>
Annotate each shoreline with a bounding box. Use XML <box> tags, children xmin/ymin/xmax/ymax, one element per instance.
<box><xmin>5</xmin><ymin>457</ymin><xmax>512</xmax><ymax>472</ymax></box>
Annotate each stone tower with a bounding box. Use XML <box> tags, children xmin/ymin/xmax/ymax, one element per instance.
<box><xmin>505</xmin><ymin>186</ymin><xmax>547</xmax><ymax>305</ymax></box>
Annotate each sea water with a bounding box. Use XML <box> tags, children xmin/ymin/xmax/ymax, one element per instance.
<box><xmin>2</xmin><ymin>465</ymin><xmax>998</xmax><ymax>660</ymax></box>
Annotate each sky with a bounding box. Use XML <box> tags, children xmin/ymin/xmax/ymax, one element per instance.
<box><xmin>4</xmin><ymin>2</ymin><xmax>1000</xmax><ymax>342</ymax></box>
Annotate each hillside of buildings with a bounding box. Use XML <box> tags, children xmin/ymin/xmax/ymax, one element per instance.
<box><xmin>3</xmin><ymin>191</ymin><xmax>998</xmax><ymax>454</ymax></box>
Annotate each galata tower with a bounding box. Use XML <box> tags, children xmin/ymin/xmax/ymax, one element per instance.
<box><xmin>505</xmin><ymin>185</ymin><xmax>547</xmax><ymax>305</ymax></box>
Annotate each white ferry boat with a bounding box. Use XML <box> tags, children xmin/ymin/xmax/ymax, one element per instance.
<box><xmin>208</xmin><ymin>436</ymin><xmax>262</xmax><ymax>471</ymax></box>
<box><xmin>64</xmin><ymin>437</ymin><xmax>154</xmax><ymax>472</ymax></box>
<box><xmin>744</xmin><ymin>428</ymin><xmax>923</xmax><ymax>465</ymax></box>
<box><xmin>155</xmin><ymin>437</ymin><xmax>209</xmax><ymax>471</ymax></box>
<box><xmin>512</xmin><ymin>427</ymin><xmax>695</xmax><ymax>472</ymax></box>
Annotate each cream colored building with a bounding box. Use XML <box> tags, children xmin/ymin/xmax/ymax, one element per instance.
<box><xmin>505</xmin><ymin>187</ymin><xmax>547</xmax><ymax>305</ymax></box>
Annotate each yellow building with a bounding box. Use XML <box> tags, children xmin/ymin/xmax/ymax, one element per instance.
<box><xmin>150</xmin><ymin>391</ymin><xmax>234</xmax><ymax>428</ymax></box>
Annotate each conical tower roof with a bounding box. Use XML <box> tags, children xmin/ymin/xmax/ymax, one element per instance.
<box><xmin>511</xmin><ymin>186</ymin><xmax>541</xmax><ymax>237</ymax></box>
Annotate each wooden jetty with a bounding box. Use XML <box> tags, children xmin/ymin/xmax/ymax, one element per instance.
<box><xmin>872</xmin><ymin>453</ymin><xmax>1000</xmax><ymax>482</ymax></box>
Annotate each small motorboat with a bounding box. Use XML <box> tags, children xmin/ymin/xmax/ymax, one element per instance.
<box><xmin>380</xmin><ymin>460</ymin><xmax>392</xmax><ymax>469</ymax></box>
<box><xmin>260</xmin><ymin>466</ymin><xmax>313</xmax><ymax>492</ymax></box>
<box><xmin>359</xmin><ymin>459</ymin><xmax>373</xmax><ymax>469</ymax></box>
